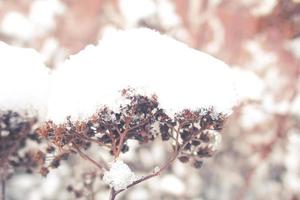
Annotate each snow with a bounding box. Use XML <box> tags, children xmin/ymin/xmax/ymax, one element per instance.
<box><xmin>103</xmin><ymin>160</ymin><xmax>137</xmax><ymax>191</ymax></box>
<box><xmin>29</xmin><ymin>0</ymin><xmax>65</xmax><ymax>35</ymax></box>
<box><xmin>262</xmin><ymin>95</ymin><xmax>290</xmax><ymax>114</ymax></box>
<box><xmin>119</xmin><ymin>0</ymin><xmax>180</xmax><ymax>28</ymax></box>
<box><xmin>159</xmin><ymin>175</ymin><xmax>185</xmax><ymax>195</ymax></box>
<box><xmin>0</xmin><ymin>42</ymin><xmax>50</xmax><ymax>119</ymax></box>
<box><xmin>204</xmin><ymin>16</ymin><xmax>225</xmax><ymax>54</ymax></box>
<box><xmin>240</xmin><ymin>105</ymin><xmax>268</xmax><ymax>129</ymax></box>
<box><xmin>244</xmin><ymin>40</ymin><xmax>277</xmax><ymax>70</ymax></box>
<box><xmin>209</xmin><ymin>130</ymin><xmax>222</xmax><ymax>151</ymax></box>
<box><xmin>156</xmin><ymin>0</ymin><xmax>181</xmax><ymax>28</ymax></box>
<box><xmin>119</xmin><ymin>0</ymin><xmax>156</xmax><ymax>26</ymax></box>
<box><xmin>284</xmin><ymin>131</ymin><xmax>300</xmax><ymax>191</ymax></box>
<box><xmin>0</xmin><ymin>28</ymin><xmax>257</xmax><ymax>123</ymax></box>
<box><xmin>231</xmin><ymin>67</ymin><xmax>264</xmax><ymax>101</ymax></box>
<box><xmin>48</xmin><ymin>28</ymin><xmax>239</xmax><ymax>122</ymax></box>
<box><xmin>40</xmin><ymin>38</ymin><xmax>60</xmax><ymax>62</ymax></box>
<box><xmin>251</xmin><ymin>0</ymin><xmax>278</xmax><ymax>16</ymax></box>
<box><xmin>127</xmin><ymin>188</ymin><xmax>149</xmax><ymax>200</ymax></box>
<box><xmin>1</xmin><ymin>0</ymin><xmax>65</xmax><ymax>41</ymax></box>
<box><xmin>285</xmin><ymin>37</ymin><xmax>300</xmax><ymax>59</ymax></box>
<box><xmin>291</xmin><ymin>94</ymin><xmax>300</xmax><ymax>116</ymax></box>
<box><xmin>1</xmin><ymin>12</ymin><xmax>35</xmax><ymax>40</ymax></box>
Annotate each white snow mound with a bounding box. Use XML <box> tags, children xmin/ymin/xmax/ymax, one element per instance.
<box><xmin>48</xmin><ymin>28</ymin><xmax>239</xmax><ymax>122</ymax></box>
<box><xmin>0</xmin><ymin>42</ymin><xmax>50</xmax><ymax>119</ymax></box>
<box><xmin>103</xmin><ymin>160</ymin><xmax>137</xmax><ymax>191</ymax></box>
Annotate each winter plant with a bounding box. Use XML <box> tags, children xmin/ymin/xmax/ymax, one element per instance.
<box><xmin>0</xmin><ymin>29</ymin><xmax>240</xmax><ymax>200</ymax></box>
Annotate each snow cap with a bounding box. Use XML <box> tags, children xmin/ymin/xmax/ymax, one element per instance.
<box><xmin>48</xmin><ymin>28</ymin><xmax>239</xmax><ymax>122</ymax></box>
<box><xmin>0</xmin><ymin>42</ymin><xmax>50</xmax><ymax>119</ymax></box>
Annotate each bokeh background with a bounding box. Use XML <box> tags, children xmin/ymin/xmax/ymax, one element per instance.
<box><xmin>1</xmin><ymin>0</ymin><xmax>300</xmax><ymax>199</ymax></box>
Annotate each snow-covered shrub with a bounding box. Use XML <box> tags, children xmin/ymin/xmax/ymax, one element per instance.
<box><xmin>39</xmin><ymin>29</ymin><xmax>237</xmax><ymax>199</ymax></box>
<box><xmin>1</xmin><ymin>28</ymin><xmax>239</xmax><ymax>200</ymax></box>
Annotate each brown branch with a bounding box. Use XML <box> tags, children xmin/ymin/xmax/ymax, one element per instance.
<box><xmin>109</xmin><ymin>188</ymin><xmax>117</xmax><ymax>200</ymax></box>
<box><xmin>113</xmin><ymin>149</ymin><xmax>180</xmax><ymax>198</ymax></box>
<box><xmin>115</xmin><ymin>109</ymin><xmax>162</xmax><ymax>158</ymax></box>
<box><xmin>0</xmin><ymin>122</ymin><xmax>33</xmax><ymax>200</ymax></box>
<box><xmin>109</xmin><ymin>124</ymin><xmax>195</xmax><ymax>199</ymax></box>
<box><xmin>0</xmin><ymin>178</ymin><xmax>5</xmax><ymax>200</ymax></box>
<box><xmin>72</xmin><ymin>143</ymin><xmax>108</xmax><ymax>171</ymax></box>
<box><xmin>78</xmin><ymin>129</ymin><xmax>111</xmax><ymax>148</ymax></box>
<box><xmin>126</xmin><ymin>109</ymin><xmax>162</xmax><ymax>133</ymax></box>
<box><xmin>115</xmin><ymin>118</ymin><xmax>130</xmax><ymax>157</ymax></box>
<box><xmin>87</xmin><ymin>179</ymin><xmax>95</xmax><ymax>200</ymax></box>
<box><xmin>108</xmin><ymin>129</ymin><xmax>118</xmax><ymax>157</ymax></box>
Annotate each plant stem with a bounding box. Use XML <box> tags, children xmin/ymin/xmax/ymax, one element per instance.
<box><xmin>106</xmin><ymin>122</ymin><xmax>202</xmax><ymax>200</ymax></box>
<box><xmin>73</xmin><ymin>143</ymin><xmax>108</xmax><ymax>171</ymax></box>
<box><xmin>115</xmin><ymin>118</ymin><xmax>130</xmax><ymax>157</ymax></box>
<box><xmin>1</xmin><ymin>178</ymin><xmax>5</xmax><ymax>200</ymax></box>
<box><xmin>110</xmin><ymin>146</ymin><xmax>180</xmax><ymax>200</ymax></box>
<box><xmin>109</xmin><ymin>188</ymin><xmax>117</xmax><ymax>200</ymax></box>
<box><xmin>89</xmin><ymin>185</ymin><xmax>95</xmax><ymax>200</ymax></box>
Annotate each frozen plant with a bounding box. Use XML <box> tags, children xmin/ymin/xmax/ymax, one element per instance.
<box><xmin>47</xmin><ymin>28</ymin><xmax>237</xmax><ymax>123</ymax></box>
<box><xmin>1</xmin><ymin>28</ymin><xmax>240</xmax><ymax>200</ymax></box>
<box><xmin>38</xmin><ymin>29</ymin><xmax>238</xmax><ymax>200</ymax></box>
<box><xmin>39</xmin><ymin>88</ymin><xmax>228</xmax><ymax>200</ymax></box>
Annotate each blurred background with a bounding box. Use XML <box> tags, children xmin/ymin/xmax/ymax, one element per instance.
<box><xmin>1</xmin><ymin>0</ymin><xmax>300</xmax><ymax>199</ymax></box>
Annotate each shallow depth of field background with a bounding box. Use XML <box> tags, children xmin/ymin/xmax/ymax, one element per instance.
<box><xmin>1</xmin><ymin>0</ymin><xmax>300</xmax><ymax>199</ymax></box>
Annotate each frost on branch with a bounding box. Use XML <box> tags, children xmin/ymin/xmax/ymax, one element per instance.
<box><xmin>103</xmin><ymin>160</ymin><xmax>137</xmax><ymax>191</ymax></box>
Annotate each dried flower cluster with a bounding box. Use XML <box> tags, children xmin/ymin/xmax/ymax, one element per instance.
<box><xmin>0</xmin><ymin>111</ymin><xmax>42</xmax><ymax>179</ymax></box>
<box><xmin>30</xmin><ymin>88</ymin><xmax>227</xmax><ymax>200</ymax></box>
<box><xmin>0</xmin><ymin>28</ymin><xmax>233</xmax><ymax>199</ymax></box>
<box><xmin>38</xmin><ymin>89</ymin><xmax>225</xmax><ymax>170</ymax></box>
<box><xmin>39</xmin><ymin>89</ymin><xmax>163</xmax><ymax>159</ymax></box>
<box><xmin>66</xmin><ymin>171</ymin><xmax>97</xmax><ymax>199</ymax></box>
<box><xmin>171</xmin><ymin>109</ymin><xmax>225</xmax><ymax>168</ymax></box>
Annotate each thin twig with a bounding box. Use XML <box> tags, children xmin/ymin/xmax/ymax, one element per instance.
<box><xmin>82</xmin><ymin>135</ymin><xmax>111</xmax><ymax>148</ymax></box>
<box><xmin>1</xmin><ymin>178</ymin><xmax>5</xmax><ymax>200</ymax></box>
<box><xmin>113</xmin><ymin>149</ymin><xmax>180</xmax><ymax>197</ymax></box>
<box><xmin>108</xmin><ymin>129</ymin><xmax>118</xmax><ymax>156</ymax></box>
<box><xmin>72</xmin><ymin>143</ymin><xmax>108</xmax><ymax>171</ymax></box>
<box><xmin>109</xmin><ymin>122</ymin><xmax>202</xmax><ymax>199</ymax></box>
<box><xmin>115</xmin><ymin>118</ymin><xmax>130</xmax><ymax>157</ymax></box>
<box><xmin>88</xmin><ymin>182</ymin><xmax>95</xmax><ymax>200</ymax></box>
<box><xmin>109</xmin><ymin>188</ymin><xmax>117</xmax><ymax>200</ymax></box>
